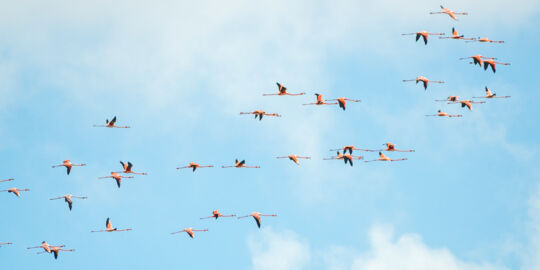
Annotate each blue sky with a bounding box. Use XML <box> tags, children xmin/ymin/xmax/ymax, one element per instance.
<box><xmin>1</xmin><ymin>0</ymin><xmax>540</xmax><ymax>269</ymax></box>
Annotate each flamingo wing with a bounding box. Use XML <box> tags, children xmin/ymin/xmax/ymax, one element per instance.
<box><xmin>127</xmin><ymin>162</ymin><xmax>133</xmax><ymax>171</ymax></box>
<box><xmin>110</xmin><ymin>116</ymin><xmax>117</xmax><ymax>125</ymax></box>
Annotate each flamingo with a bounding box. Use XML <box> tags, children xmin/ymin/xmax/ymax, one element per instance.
<box><xmin>365</xmin><ymin>152</ymin><xmax>407</xmax><ymax>162</ymax></box>
<box><xmin>37</xmin><ymin>246</ymin><xmax>75</xmax><ymax>260</ymax></box>
<box><xmin>1</xmin><ymin>188</ymin><xmax>29</xmax><ymax>197</ymax></box>
<box><xmin>302</xmin><ymin>93</ymin><xmax>338</xmax><ymax>106</ymax></box>
<box><xmin>52</xmin><ymin>160</ymin><xmax>86</xmax><ymax>175</ymax></box>
<box><xmin>402</xmin><ymin>31</ymin><xmax>444</xmax><ymax>45</ymax></box>
<box><xmin>326</xmin><ymin>97</ymin><xmax>361</xmax><ymax>111</ymax></box>
<box><xmin>116</xmin><ymin>161</ymin><xmax>147</xmax><ymax>175</ymax></box>
<box><xmin>366</xmin><ymin>143</ymin><xmax>415</xmax><ymax>152</ymax></box>
<box><xmin>98</xmin><ymin>172</ymin><xmax>134</xmax><ymax>188</ymax></box>
<box><xmin>439</xmin><ymin>27</ymin><xmax>474</xmax><ymax>41</ymax></box>
<box><xmin>323</xmin><ymin>151</ymin><xmax>363</xmax><ymax>166</ymax></box>
<box><xmin>222</xmin><ymin>159</ymin><xmax>260</xmax><ymax>168</ymax></box>
<box><xmin>403</xmin><ymin>76</ymin><xmax>444</xmax><ymax>90</ymax></box>
<box><xmin>91</xmin><ymin>218</ymin><xmax>132</xmax><ymax>232</ymax></box>
<box><xmin>430</xmin><ymin>5</ymin><xmax>468</xmax><ymax>21</ymax></box>
<box><xmin>93</xmin><ymin>116</ymin><xmax>130</xmax><ymax>128</ymax></box>
<box><xmin>435</xmin><ymin>96</ymin><xmax>459</xmax><ymax>102</ymax></box>
<box><xmin>483</xmin><ymin>59</ymin><xmax>510</xmax><ymax>73</ymax></box>
<box><xmin>467</xmin><ymin>37</ymin><xmax>504</xmax><ymax>43</ymax></box>
<box><xmin>238</xmin><ymin>212</ymin><xmax>277</xmax><ymax>228</ymax></box>
<box><xmin>0</xmin><ymin>178</ymin><xmax>13</xmax><ymax>183</ymax></box>
<box><xmin>263</xmin><ymin>82</ymin><xmax>305</xmax><ymax>96</ymax></box>
<box><xmin>177</xmin><ymin>162</ymin><xmax>213</xmax><ymax>172</ymax></box>
<box><xmin>275</xmin><ymin>154</ymin><xmax>311</xmax><ymax>165</ymax></box>
<box><xmin>171</xmin><ymin>227</ymin><xmax>208</xmax><ymax>238</ymax></box>
<box><xmin>27</xmin><ymin>241</ymin><xmax>65</xmax><ymax>254</ymax></box>
<box><xmin>240</xmin><ymin>110</ymin><xmax>281</xmax><ymax>121</ymax></box>
<box><xmin>473</xmin><ymin>86</ymin><xmax>510</xmax><ymax>99</ymax></box>
<box><xmin>425</xmin><ymin>110</ymin><xmax>462</xmax><ymax>118</ymax></box>
<box><xmin>459</xmin><ymin>55</ymin><xmax>496</xmax><ymax>67</ymax></box>
<box><xmin>201</xmin><ymin>210</ymin><xmax>236</xmax><ymax>220</ymax></box>
<box><xmin>448</xmin><ymin>100</ymin><xmax>485</xmax><ymax>111</ymax></box>
<box><xmin>0</xmin><ymin>242</ymin><xmax>12</xmax><ymax>246</ymax></box>
<box><xmin>329</xmin><ymin>145</ymin><xmax>370</xmax><ymax>154</ymax></box>
<box><xmin>50</xmin><ymin>194</ymin><xmax>87</xmax><ymax>211</ymax></box>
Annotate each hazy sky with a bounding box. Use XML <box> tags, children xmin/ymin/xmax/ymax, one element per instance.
<box><xmin>1</xmin><ymin>1</ymin><xmax>539</xmax><ymax>269</ymax></box>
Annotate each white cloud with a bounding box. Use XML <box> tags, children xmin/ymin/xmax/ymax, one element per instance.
<box><xmin>248</xmin><ymin>227</ymin><xmax>311</xmax><ymax>270</ymax></box>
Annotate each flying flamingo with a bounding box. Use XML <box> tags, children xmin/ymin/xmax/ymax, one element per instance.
<box><xmin>201</xmin><ymin>210</ymin><xmax>236</xmax><ymax>220</ymax></box>
<box><xmin>435</xmin><ymin>96</ymin><xmax>459</xmax><ymax>102</ymax></box>
<box><xmin>50</xmin><ymin>194</ymin><xmax>87</xmax><ymax>211</ymax></box>
<box><xmin>323</xmin><ymin>151</ymin><xmax>363</xmax><ymax>166</ymax></box>
<box><xmin>98</xmin><ymin>172</ymin><xmax>133</xmax><ymax>188</ymax></box>
<box><xmin>93</xmin><ymin>116</ymin><xmax>130</xmax><ymax>128</ymax></box>
<box><xmin>116</xmin><ymin>161</ymin><xmax>147</xmax><ymax>175</ymax></box>
<box><xmin>403</xmin><ymin>76</ymin><xmax>444</xmax><ymax>90</ymax></box>
<box><xmin>171</xmin><ymin>227</ymin><xmax>208</xmax><ymax>238</ymax></box>
<box><xmin>473</xmin><ymin>86</ymin><xmax>510</xmax><ymax>99</ymax></box>
<box><xmin>467</xmin><ymin>37</ymin><xmax>504</xmax><ymax>43</ymax></box>
<box><xmin>0</xmin><ymin>178</ymin><xmax>13</xmax><ymax>183</ymax></box>
<box><xmin>27</xmin><ymin>241</ymin><xmax>64</xmax><ymax>254</ymax></box>
<box><xmin>425</xmin><ymin>110</ymin><xmax>462</xmax><ymax>118</ymax></box>
<box><xmin>91</xmin><ymin>218</ymin><xmax>132</xmax><ymax>232</ymax></box>
<box><xmin>302</xmin><ymin>93</ymin><xmax>338</xmax><ymax>106</ymax></box>
<box><xmin>240</xmin><ymin>110</ymin><xmax>281</xmax><ymax>121</ymax></box>
<box><xmin>177</xmin><ymin>162</ymin><xmax>214</xmax><ymax>172</ymax></box>
<box><xmin>222</xmin><ymin>159</ymin><xmax>260</xmax><ymax>168</ymax></box>
<box><xmin>329</xmin><ymin>145</ymin><xmax>370</xmax><ymax>154</ymax></box>
<box><xmin>430</xmin><ymin>5</ymin><xmax>468</xmax><ymax>21</ymax></box>
<box><xmin>276</xmin><ymin>154</ymin><xmax>311</xmax><ymax>165</ymax></box>
<box><xmin>401</xmin><ymin>31</ymin><xmax>444</xmax><ymax>45</ymax></box>
<box><xmin>365</xmin><ymin>152</ymin><xmax>407</xmax><ymax>162</ymax></box>
<box><xmin>483</xmin><ymin>59</ymin><xmax>510</xmax><ymax>73</ymax></box>
<box><xmin>439</xmin><ymin>27</ymin><xmax>474</xmax><ymax>41</ymax></box>
<box><xmin>238</xmin><ymin>212</ymin><xmax>277</xmax><ymax>228</ymax></box>
<box><xmin>0</xmin><ymin>242</ymin><xmax>12</xmax><ymax>246</ymax></box>
<box><xmin>52</xmin><ymin>160</ymin><xmax>86</xmax><ymax>175</ymax></box>
<box><xmin>448</xmin><ymin>100</ymin><xmax>485</xmax><ymax>111</ymax></box>
<box><xmin>37</xmin><ymin>246</ymin><xmax>75</xmax><ymax>260</ymax></box>
<box><xmin>366</xmin><ymin>143</ymin><xmax>415</xmax><ymax>152</ymax></box>
<box><xmin>263</xmin><ymin>82</ymin><xmax>305</xmax><ymax>96</ymax></box>
<box><xmin>1</xmin><ymin>188</ymin><xmax>29</xmax><ymax>197</ymax></box>
<box><xmin>459</xmin><ymin>55</ymin><xmax>497</xmax><ymax>67</ymax></box>
<box><xmin>326</xmin><ymin>97</ymin><xmax>361</xmax><ymax>111</ymax></box>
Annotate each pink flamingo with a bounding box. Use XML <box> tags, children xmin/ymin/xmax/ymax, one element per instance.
<box><xmin>93</xmin><ymin>116</ymin><xmax>130</xmax><ymax>128</ymax></box>
<box><xmin>52</xmin><ymin>160</ymin><xmax>86</xmax><ymax>175</ymax></box>
<box><xmin>27</xmin><ymin>241</ymin><xmax>64</xmax><ymax>254</ymax></box>
<box><xmin>116</xmin><ymin>161</ymin><xmax>147</xmax><ymax>175</ymax></box>
<box><xmin>0</xmin><ymin>178</ymin><xmax>14</xmax><ymax>183</ymax></box>
<box><xmin>1</xmin><ymin>188</ymin><xmax>29</xmax><ymax>197</ymax></box>
<box><xmin>171</xmin><ymin>227</ymin><xmax>208</xmax><ymax>238</ymax></box>
<box><xmin>177</xmin><ymin>162</ymin><xmax>214</xmax><ymax>172</ymax></box>
<box><xmin>36</xmin><ymin>246</ymin><xmax>75</xmax><ymax>260</ymax></box>
<box><xmin>439</xmin><ymin>27</ymin><xmax>474</xmax><ymax>41</ymax></box>
<box><xmin>326</xmin><ymin>97</ymin><xmax>361</xmax><ymax>111</ymax></box>
<box><xmin>365</xmin><ymin>152</ymin><xmax>407</xmax><ymax>162</ymax></box>
<box><xmin>91</xmin><ymin>218</ymin><xmax>132</xmax><ymax>232</ymax></box>
<box><xmin>323</xmin><ymin>151</ymin><xmax>363</xmax><ymax>166</ymax></box>
<box><xmin>98</xmin><ymin>172</ymin><xmax>134</xmax><ymax>188</ymax></box>
<box><xmin>473</xmin><ymin>86</ymin><xmax>510</xmax><ymax>99</ymax></box>
<box><xmin>459</xmin><ymin>55</ymin><xmax>496</xmax><ymax>67</ymax></box>
<box><xmin>329</xmin><ymin>145</ymin><xmax>370</xmax><ymax>154</ymax></box>
<box><xmin>425</xmin><ymin>110</ymin><xmax>462</xmax><ymax>118</ymax></box>
<box><xmin>402</xmin><ymin>31</ymin><xmax>445</xmax><ymax>45</ymax></box>
<box><xmin>276</xmin><ymin>154</ymin><xmax>311</xmax><ymax>165</ymax></box>
<box><xmin>50</xmin><ymin>194</ymin><xmax>87</xmax><ymax>211</ymax></box>
<box><xmin>365</xmin><ymin>143</ymin><xmax>415</xmax><ymax>152</ymax></box>
<box><xmin>483</xmin><ymin>59</ymin><xmax>510</xmax><ymax>73</ymax></box>
<box><xmin>467</xmin><ymin>37</ymin><xmax>504</xmax><ymax>43</ymax></box>
<box><xmin>403</xmin><ymin>76</ymin><xmax>444</xmax><ymax>90</ymax></box>
<box><xmin>240</xmin><ymin>110</ymin><xmax>281</xmax><ymax>121</ymax></box>
<box><xmin>263</xmin><ymin>82</ymin><xmax>305</xmax><ymax>96</ymax></box>
<box><xmin>430</xmin><ymin>5</ymin><xmax>468</xmax><ymax>21</ymax></box>
<box><xmin>302</xmin><ymin>93</ymin><xmax>338</xmax><ymax>106</ymax></box>
<box><xmin>201</xmin><ymin>210</ymin><xmax>236</xmax><ymax>220</ymax></box>
<box><xmin>222</xmin><ymin>159</ymin><xmax>260</xmax><ymax>168</ymax></box>
<box><xmin>447</xmin><ymin>100</ymin><xmax>485</xmax><ymax>111</ymax></box>
<box><xmin>238</xmin><ymin>212</ymin><xmax>277</xmax><ymax>228</ymax></box>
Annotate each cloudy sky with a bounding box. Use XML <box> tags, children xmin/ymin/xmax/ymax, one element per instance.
<box><xmin>1</xmin><ymin>0</ymin><xmax>539</xmax><ymax>269</ymax></box>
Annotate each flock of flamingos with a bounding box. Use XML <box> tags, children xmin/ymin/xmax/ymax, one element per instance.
<box><xmin>1</xmin><ymin>5</ymin><xmax>511</xmax><ymax>260</ymax></box>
